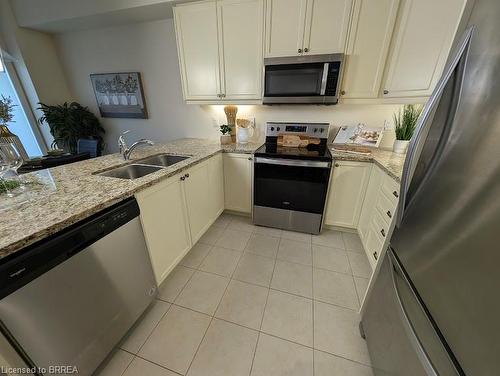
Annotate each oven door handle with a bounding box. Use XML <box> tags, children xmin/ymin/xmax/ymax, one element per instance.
<box><xmin>254</xmin><ymin>157</ymin><xmax>331</xmax><ymax>168</ymax></box>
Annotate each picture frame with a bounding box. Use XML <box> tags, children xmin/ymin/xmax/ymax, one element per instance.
<box><xmin>90</xmin><ymin>72</ymin><xmax>148</xmax><ymax>119</ymax></box>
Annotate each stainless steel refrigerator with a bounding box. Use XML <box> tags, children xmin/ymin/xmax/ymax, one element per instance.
<box><xmin>361</xmin><ymin>0</ymin><xmax>500</xmax><ymax>374</ymax></box>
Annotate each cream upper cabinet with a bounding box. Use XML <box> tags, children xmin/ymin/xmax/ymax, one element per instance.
<box><xmin>303</xmin><ymin>0</ymin><xmax>352</xmax><ymax>55</ymax></box>
<box><xmin>174</xmin><ymin>1</ymin><xmax>220</xmax><ymax>100</ymax></box>
<box><xmin>265</xmin><ymin>0</ymin><xmax>307</xmax><ymax>57</ymax></box>
<box><xmin>324</xmin><ymin>161</ymin><xmax>371</xmax><ymax>228</ymax></box>
<box><xmin>218</xmin><ymin>0</ymin><xmax>264</xmax><ymax>100</ymax></box>
<box><xmin>382</xmin><ymin>0</ymin><xmax>465</xmax><ymax>98</ymax></box>
<box><xmin>223</xmin><ymin>153</ymin><xmax>253</xmax><ymax>213</ymax></box>
<box><xmin>174</xmin><ymin>0</ymin><xmax>264</xmax><ymax>102</ymax></box>
<box><xmin>184</xmin><ymin>161</ymin><xmax>213</xmax><ymax>244</ymax></box>
<box><xmin>341</xmin><ymin>0</ymin><xmax>399</xmax><ymax>99</ymax></box>
<box><xmin>265</xmin><ymin>0</ymin><xmax>352</xmax><ymax>57</ymax></box>
<box><xmin>136</xmin><ymin>173</ymin><xmax>192</xmax><ymax>284</ymax></box>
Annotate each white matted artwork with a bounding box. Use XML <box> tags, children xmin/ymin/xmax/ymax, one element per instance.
<box><xmin>333</xmin><ymin>124</ymin><xmax>383</xmax><ymax>147</ymax></box>
<box><xmin>90</xmin><ymin>72</ymin><xmax>148</xmax><ymax>119</ymax></box>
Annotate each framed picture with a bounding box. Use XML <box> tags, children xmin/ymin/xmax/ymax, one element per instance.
<box><xmin>90</xmin><ymin>72</ymin><xmax>148</xmax><ymax>119</ymax></box>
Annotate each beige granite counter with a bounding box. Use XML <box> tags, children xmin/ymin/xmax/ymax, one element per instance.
<box><xmin>0</xmin><ymin>138</ymin><xmax>403</xmax><ymax>260</ymax></box>
<box><xmin>0</xmin><ymin>139</ymin><xmax>262</xmax><ymax>260</ymax></box>
<box><xmin>331</xmin><ymin>148</ymin><xmax>405</xmax><ymax>182</ymax></box>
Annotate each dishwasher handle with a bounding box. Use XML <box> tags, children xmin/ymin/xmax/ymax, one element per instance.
<box><xmin>0</xmin><ymin>198</ymin><xmax>140</xmax><ymax>300</ymax></box>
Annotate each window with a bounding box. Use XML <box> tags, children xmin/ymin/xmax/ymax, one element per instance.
<box><xmin>0</xmin><ymin>64</ymin><xmax>43</xmax><ymax>158</ymax></box>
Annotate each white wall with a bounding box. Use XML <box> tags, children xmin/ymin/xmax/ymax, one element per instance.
<box><xmin>56</xmin><ymin>18</ymin><xmax>403</xmax><ymax>153</ymax></box>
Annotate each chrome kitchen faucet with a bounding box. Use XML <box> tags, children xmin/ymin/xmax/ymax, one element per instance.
<box><xmin>118</xmin><ymin>130</ymin><xmax>154</xmax><ymax>160</ymax></box>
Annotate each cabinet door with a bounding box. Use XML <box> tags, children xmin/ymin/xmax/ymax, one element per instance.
<box><xmin>136</xmin><ymin>174</ymin><xmax>191</xmax><ymax>284</ymax></box>
<box><xmin>382</xmin><ymin>0</ymin><xmax>465</xmax><ymax>98</ymax></box>
<box><xmin>358</xmin><ymin>165</ymin><xmax>381</xmax><ymax>242</ymax></box>
<box><xmin>219</xmin><ymin>0</ymin><xmax>264</xmax><ymax>100</ymax></box>
<box><xmin>208</xmin><ymin>153</ymin><xmax>225</xmax><ymax>220</ymax></box>
<box><xmin>223</xmin><ymin>153</ymin><xmax>253</xmax><ymax>213</ymax></box>
<box><xmin>324</xmin><ymin>161</ymin><xmax>371</xmax><ymax>228</ymax></box>
<box><xmin>303</xmin><ymin>0</ymin><xmax>352</xmax><ymax>55</ymax></box>
<box><xmin>174</xmin><ymin>1</ymin><xmax>221</xmax><ymax>100</ymax></box>
<box><xmin>341</xmin><ymin>0</ymin><xmax>399</xmax><ymax>99</ymax></box>
<box><xmin>184</xmin><ymin>161</ymin><xmax>213</xmax><ymax>244</ymax></box>
<box><xmin>265</xmin><ymin>0</ymin><xmax>307</xmax><ymax>57</ymax></box>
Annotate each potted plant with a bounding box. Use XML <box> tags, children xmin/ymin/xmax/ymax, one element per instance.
<box><xmin>38</xmin><ymin>102</ymin><xmax>105</xmax><ymax>155</ymax></box>
<box><xmin>220</xmin><ymin>124</ymin><xmax>232</xmax><ymax>145</ymax></box>
<box><xmin>393</xmin><ymin>104</ymin><xmax>423</xmax><ymax>154</ymax></box>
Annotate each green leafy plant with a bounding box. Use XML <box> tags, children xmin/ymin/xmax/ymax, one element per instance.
<box><xmin>393</xmin><ymin>104</ymin><xmax>423</xmax><ymax>141</ymax></box>
<box><xmin>37</xmin><ymin>102</ymin><xmax>105</xmax><ymax>154</ymax></box>
<box><xmin>0</xmin><ymin>95</ymin><xmax>16</xmax><ymax>125</ymax></box>
<box><xmin>220</xmin><ymin>124</ymin><xmax>232</xmax><ymax>135</ymax></box>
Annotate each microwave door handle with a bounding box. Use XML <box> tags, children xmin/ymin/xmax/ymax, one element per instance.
<box><xmin>396</xmin><ymin>26</ymin><xmax>474</xmax><ymax>228</ymax></box>
<box><xmin>320</xmin><ymin>63</ymin><xmax>329</xmax><ymax>95</ymax></box>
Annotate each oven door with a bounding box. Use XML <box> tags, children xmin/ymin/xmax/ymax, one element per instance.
<box><xmin>254</xmin><ymin>157</ymin><xmax>331</xmax><ymax>213</ymax></box>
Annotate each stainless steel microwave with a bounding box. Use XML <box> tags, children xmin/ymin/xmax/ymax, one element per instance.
<box><xmin>263</xmin><ymin>53</ymin><xmax>344</xmax><ymax>105</ymax></box>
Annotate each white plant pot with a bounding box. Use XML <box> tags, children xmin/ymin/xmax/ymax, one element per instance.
<box><xmin>393</xmin><ymin>139</ymin><xmax>410</xmax><ymax>154</ymax></box>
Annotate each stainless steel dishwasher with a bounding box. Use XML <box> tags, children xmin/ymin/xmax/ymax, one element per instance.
<box><xmin>0</xmin><ymin>198</ymin><xmax>157</xmax><ymax>376</ymax></box>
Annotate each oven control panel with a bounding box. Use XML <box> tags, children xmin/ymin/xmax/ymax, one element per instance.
<box><xmin>266</xmin><ymin>122</ymin><xmax>330</xmax><ymax>139</ymax></box>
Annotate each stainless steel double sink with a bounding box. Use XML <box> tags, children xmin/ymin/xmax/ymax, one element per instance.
<box><xmin>96</xmin><ymin>154</ymin><xmax>191</xmax><ymax>180</ymax></box>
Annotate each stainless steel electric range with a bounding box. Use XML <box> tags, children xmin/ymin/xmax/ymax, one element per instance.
<box><xmin>253</xmin><ymin>122</ymin><xmax>332</xmax><ymax>234</ymax></box>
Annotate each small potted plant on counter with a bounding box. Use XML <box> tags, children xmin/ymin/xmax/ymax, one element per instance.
<box><xmin>393</xmin><ymin>104</ymin><xmax>423</xmax><ymax>154</ymax></box>
<box><xmin>220</xmin><ymin>124</ymin><xmax>232</xmax><ymax>145</ymax></box>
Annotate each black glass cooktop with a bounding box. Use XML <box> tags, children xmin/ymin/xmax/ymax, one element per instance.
<box><xmin>254</xmin><ymin>143</ymin><xmax>332</xmax><ymax>161</ymax></box>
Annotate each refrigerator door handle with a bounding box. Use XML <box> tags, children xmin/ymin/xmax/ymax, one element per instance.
<box><xmin>388</xmin><ymin>250</ymin><xmax>439</xmax><ymax>376</ymax></box>
<box><xmin>397</xmin><ymin>26</ymin><xmax>475</xmax><ymax>227</ymax></box>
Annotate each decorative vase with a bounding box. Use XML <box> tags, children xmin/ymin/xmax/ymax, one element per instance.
<box><xmin>236</xmin><ymin>126</ymin><xmax>254</xmax><ymax>144</ymax></box>
<box><xmin>220</xmin><ymin>134</ymin><xmax>232</xmax><ymax>145</ymax></box>
<box><xmin>393</xmin><ymin>139</ymin><xmax>410</xmax><ymax>154</ymax></box>
<box><xmin>0</xmin><ymin>125</ymin><xmax>28</xmax><ymax>160</ymax></box>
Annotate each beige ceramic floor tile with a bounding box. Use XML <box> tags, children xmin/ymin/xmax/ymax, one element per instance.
<box><xmin>347</xmin><ymin>252</ymin><xmax>372</xmax><ymax>279</ymax></box>
<box><xmin>215</xmin><ymin>229</ymin><xmax>252</xmax><ymax>251</ymax></box>
<box><xmin>314</xmin><ymin>350</ymin><xmax>374</xmax><ymax>376</ymax></box>
<box><xmin>245</xmin><ymin>234</ymin><xmax>280</xmax><ymax>259</ymax></box>
<box><xmin>314</xmin><ymin>301</ymin><xmax>371</xmax><ymax>366</ymax></box>
<box><xmin>187</xmin><ymin>319</ymin><xmax>258</xmax><ymax>376</ymax></box>
<box><xmin>158</xmin><ymin>266</ymin><xmax>195</xmax><ymax>303</ymax></box>
<box><xmin>122</xmin><ymin>357</ymin><xmax>179</xmax><ymax>376</ymax></box>
<box><xmin>180</xmin><ymin>242</ymin><xmax>212</xmax><ymax>268</ymax></box>
<box><xmin>312</xmin><ymin>245</ymin><xmax>351</xmax><ymax>274</ymax></box>
<box><xmin>175</xmin><ymin>271</ymin><xmax>229</xmax><ymax>315</ymax></box>
<box><xmin>277</xmin><ymin>239</ymin><xmax>312</xmax><ymax>266</ymax></box>
<box><xmin>215</xmin><ymin>280</ymin><xmax>268</xmax><ymax>330</ymax></box>
<box><xmin>281</xmin><ymin>230</ymin><xmax>312</xmax><ymax>243</ymax></box>
<box><xmin>254</xmin><ymin>225</ymin><xmax>282</xmax><ymax>238</ymax></box>
<box><xmin>312</xmin><ymin>230</ymin><xmax>345</xmax><ymax>249</ymax></box>
<box><xmin>95</xmin><ymin>349</ymin><xmax>134</xmax><ymax>376</ymax></box>
<box><xmin>261</xmin><ymin>290</ymin><xmax>313</xmax><ymax>347</ymax></box>
<box><xmin>233</xmin><ymin>253</ymin><xmax>275</xmax><ymax>287</ymax></box>
<box><xmin>227</xmin><ymin>215</ymin><xmax>256</xmax><ymax>233</ymax></box>
<box><xmin>198</xmin><ymin>225</ymin><xmax>225</xmax><ymax>246</ymax></box>
<box><xmin>213</xmin><ymin>213</ymin><xmax>233</xmax><ymax>228</ymax></box>
<box><xmin>313</xmin><ymin>268</ymin><xmax>359</xmax><ymax>310</ymax></box>
<box><xmin>251</xmin><ymin>334</ymin><xmax>313</xmax><ymax>376</ymax></box>
<box><xmin>199</xmin><ymin>246</ymin><xmax>242</xmax><ymax>277</ymax></box>
<box><xmin>271</xmin><ymin>260</ymin><xmax>312</xmax><ymax>298</ymax></box>
<box><xmin>139</xmin><ymin>305</ymin><xmax>211</xmax><ymax>375</ymax></box>
<box><xmin>342</xmin><ymin>232</ymin><xmax>365</xmax><ymax>253</ymax></box>
<box><xmin>120</xmin><ymin>300</ymin><xmax>170</xmax><ymax>353</ymax></box>
<box><xmin>354</xmin><ymin>277</ymin><xmax>370</xmax><ymax>305</ymax></box>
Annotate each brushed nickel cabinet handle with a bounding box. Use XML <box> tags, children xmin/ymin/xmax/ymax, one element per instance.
<box><xmin>334</xmin><ymin>163</ymin><xmax>339</xmax><ymax>167</ymax></box>
<box><xmin>180</xmin><ymin>176</ymin><xmax>185</xmax><ymax>181</ymax></box>
<box><xmin>248</xmin><ymin>157</ymin><xmax>253</xmax><ymax>161</ymax></box>
<box><xmin>387</xmin><ymin>210</ymin><xmax>392</xmax><ymax>218</ymax></box>
<box><xmin>341</xmin><ymin>90</ymin><xmax>346</xmax><ymax>95</ymax></box>
<box><xmin>298</xmin><ymin>48</ymin><xmax>303</xmax><ymax>53</ymax></box>
<box><xmin>373</xmin><ymin>251</ymin><xmax>378</xmax><ymax>260</ymax></box>
<box><xmin>383</xmin><ymin>90</ymin><xmax>389</xmax><ymax>95</ymax></box>
<box><xmin>304</xmin><ymin>47</ymin><xmax>309</xmax><ymax>52</ymax></box>
<box><xmin>393</xmin><ymin>190</ymin><xmax>399</xmax><ymax>198</ymax></box>
<box><xmin>380</xmin><ymin>229</ymin><xmax>386</xmax><ymax>237</ymax></box>
<box><xmin>185</xmin><ymin>173</ymin><xmax>190</xmax><ymax>178</ymax></box>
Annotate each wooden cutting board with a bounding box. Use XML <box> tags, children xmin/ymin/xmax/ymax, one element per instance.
<box><xmin>277</xmin><ymin>134</ymin><xmax>321</xmax><ymax>148</ymax></box>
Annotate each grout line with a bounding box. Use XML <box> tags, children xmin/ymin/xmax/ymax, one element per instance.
<box><xmin>131</xmin><ymin>353</ymin><xmax>184</xmax><ymax>375</ymax></box>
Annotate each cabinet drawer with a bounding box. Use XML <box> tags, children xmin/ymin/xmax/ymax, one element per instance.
<box><xmin>372</xmin><ymin>209</ymin><xmax>389</xmax><ymax>244</ymax></box>
<box><xmin>375</xmin><ymin>189</ymin><xmax>397</xmax><ymax>225</ymax></box>
<box><xmin>365</xmin><ymin>222</ymin><xmax>384</xmax><ymax>268</ymax></box>
<box><xmin>381</xmin><ymin>174</ymin><xmax>400</xmax><ymax>204</ymax></box>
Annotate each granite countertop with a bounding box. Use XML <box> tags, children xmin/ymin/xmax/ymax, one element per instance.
<box><xmin>0</xmin><ymin>138</ymin><xmax>403</xmax><ymax>260</ymax></box>
<box><xmin>0</xmin><ymin>139</ymin><xmax>262</xmax><ymax>261</ymax></box>
<box><xmin>331</xmin><ymin>148</ymin><xmax>406</xmax><ymax>182</ymax></box>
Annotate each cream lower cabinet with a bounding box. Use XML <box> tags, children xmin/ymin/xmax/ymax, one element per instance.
<box><xmin>136</xmin><ymin>172</ymin><xmax>192</xmax><ymax>284</ymax></box>
<box><xmin>223</xmin><ymin>153</ymin><xmax>253</xmax><ymax>213</ymax></box>
<box><xmin>324</xmin><ymin>161</ymin><xmax>371</xmax><ymax>228</ymax></box>
<box><xmin>136</xmin><ymin>154</ymin><xmax>224</xmax><ymax>284</ymax></box>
